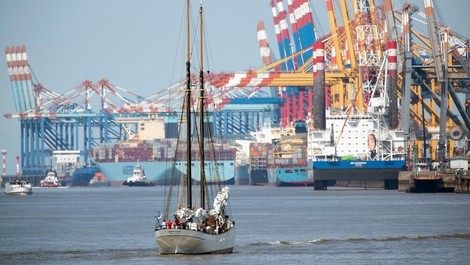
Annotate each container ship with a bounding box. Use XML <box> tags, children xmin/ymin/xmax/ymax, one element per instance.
<box><xmin>308</xmin><ymin>103</ymin><xmax>406</xmax><ymax>189</ymax></box>
<box><xmin>248</xmin><ymin>122</ymin><xmax>313</xmax><ymax>186</ymax></box>
<box><xmin>248</xmin><ymin>142</ymin><xmax>270</xmax><ymax>185</ymax></box>
<box><xmin>92</xmin><ymin>139</ymin><xmax>236</xmax><ymax>186</ymax></box>
<box><xmin>234</xmin><ymin>141</ymin><xmax>250</xmax><ymax>185</ymax></box>
<box><xmin>270</xmin><ymin>122</ymin><xmax>312</xmax><ymax>186</ymax></box>
<box><xmin>91</xmin><ymin>118</ymin><xmax>236</xmax><ymax>186</ymax></box>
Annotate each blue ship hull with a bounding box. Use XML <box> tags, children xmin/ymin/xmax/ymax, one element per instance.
<box><xmin>236</xmin><ymin>165</ymin><xmax>250</xmax><ymax>185</ymax></box>
<box><xmin>312</xmin><ymin>160</ymin><xmax>406</xmax><ymax>190</ymax></box>
<box><xmin>249</xmin><ymin>167</ymin><xmax>314</xmax><ymax>187</ymax></box>
<box><xmin>249</xmin><ymin>169</ymin><xmax>269</xmax><ymax>186</ymax></box>
<box><xmin>61</xmin><ymin>166</ymin><xmax>101</xmax><ymax>187</ymax></box>
<box><xmin>313</xmin><ymin>160</ymin><xmax>406</xmax><ymax>179</ymax></box>
<box><xmin>273</xmin><ymin>167</ymin><xmax>314</xmax><ymax>187</ymax></box>
<box><xmin>96</xmin><ymin>161</ymin><xmax>235</xmax><ymax>186</ymax></box>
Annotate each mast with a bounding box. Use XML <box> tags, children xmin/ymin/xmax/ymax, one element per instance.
<box><xmin>186</xmin><ymin>0</ymin><xmax>192</xmax><ymax>209</ymax></box>
<box><xmin>199</xmin><ymin>0</ymin><xmax>206</xmax><ymax>209</ymax></box>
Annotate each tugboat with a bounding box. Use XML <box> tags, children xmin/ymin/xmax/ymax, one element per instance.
<box><xmin>122</xmin><ymin>164</ymin><xmax>155</xmax><ymax>187</ymax></box>
<box><xmin>40</xmin><ymin>170</ymin><xmax>61</xmax><ymax>187</ymax></box>
<box><xmin>5</xmin><ymin>179</ymin><xmax>33</xmax><ymax>195</ymax></box>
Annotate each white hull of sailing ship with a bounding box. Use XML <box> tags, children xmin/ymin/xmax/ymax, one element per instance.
<box><xmin>155</xmin><ymin>186</ymin><xmax>235</xmax><ymax>254</ymax></box>
<box><xmin>155</xmin><ymin>227</ymin><xmax>234</xmax><ymax>254</ymax></box>
<box><xmin>5</xmin><ymin>180</ymin><xmax>33</xmax><ymax>195</ymax></box>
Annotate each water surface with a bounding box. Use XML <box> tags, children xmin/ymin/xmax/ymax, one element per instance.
<box><xmin>1</xmin><ymin>186</ymin><xmax>469</xmax><ymax>264</ymax></box>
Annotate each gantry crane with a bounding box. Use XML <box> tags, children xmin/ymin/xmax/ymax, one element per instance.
<box><xmin>212</xmin><ymin>0</ymin><xmax>470</xmax><ymax>159</ymax></box>
<box><xmin>3</xmin><ymin>48</ymin><xmax>276</xmax><ymax>176</ymax></box>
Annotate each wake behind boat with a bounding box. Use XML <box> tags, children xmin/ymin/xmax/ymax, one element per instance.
<box><xmin>154</xmin><ymin>0</ymin><xmax>235</xmax><ymax>254</ymax></box>
<box><xmin>5</xmin><ymin>179</ymin><xmax>33</xmax><ymax>195</ymax></box>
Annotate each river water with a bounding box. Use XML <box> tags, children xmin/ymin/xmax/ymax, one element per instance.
<box><xmin>1</xmin><ymin>186</ymin><xmax>469</xmax><ymax>264</ymax></box>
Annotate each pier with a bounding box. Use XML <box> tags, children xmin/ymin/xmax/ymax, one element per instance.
<box><xmin>398</xmin><ymin>169</ymin><xmax>470</xmax><ymax>193</ymax></box>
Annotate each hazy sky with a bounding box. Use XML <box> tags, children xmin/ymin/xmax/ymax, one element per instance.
<box><xmin>1</xmin><ymin>0</ymin><xmax>469</xmax><ymax>174</ymax></box>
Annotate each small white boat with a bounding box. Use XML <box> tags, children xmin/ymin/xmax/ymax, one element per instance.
<box><xmin>5</xmin><ymin>179</ymin><xmax>33</xmax><ymax>195</ymax></box>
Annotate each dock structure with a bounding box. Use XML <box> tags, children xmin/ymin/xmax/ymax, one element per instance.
<box><xmin>398</xmin><ymin>169</ymin><xmax>470</xmax><ymax>193</ymax></box>
<box><xmin>454</xmin><ymin>172</ymin><xmax>470</xmax><ymax>194</ymax></box>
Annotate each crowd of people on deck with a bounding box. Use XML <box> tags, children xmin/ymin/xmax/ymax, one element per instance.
<box><xmin>157</xmin><ymin>213</ymin><xmax>230</xmax><ymax>235</ymax></box>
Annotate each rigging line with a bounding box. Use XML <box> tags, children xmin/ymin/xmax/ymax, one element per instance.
<box><xmin>169</xmin><ymin>1</ymin><xmax>187</xmax><ymax>91</ymax></box>
<box><xmin>163</xmin><ymin>6</ymin><xmax>185</xmax><ymax>210</ymax></box>
<box><xmin>206</xmin><ymin>113</ymin><xmax>223</xmax><ymax>194</ymax></box>
<box><xmin>199</xmin><ymin>8</ymin><xmax>215</xmax><ymax>73</ymax></box>
<box><xmin>190</xmin><ymin>99</ymin><xmax>204</xmax><ymax>206</ymax></box>
<box><xmin>163</xmin><ymin>92</ymin><xmax>189</xmax><ymax>220</ymax></box>
<box><xmin>162</xmin><ymin>105</ymin><xmax>175</xmax><ymax>209</ymax></box>
<box><xmin>205</xmin><ymin>112</ymin><xmax>218</xmax><ymax>206</ymax></box>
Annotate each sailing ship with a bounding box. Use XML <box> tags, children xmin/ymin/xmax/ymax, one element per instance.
<box><xmin>154</xmin><ymin>0</ymin><xmax>235</xmax><ymax>254</ymax></box>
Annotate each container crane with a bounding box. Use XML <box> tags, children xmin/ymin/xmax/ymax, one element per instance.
<box><xmin>4</xmin><ymin>47</ymin><xmax>275</xmax><ymax>176</ymax></box>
